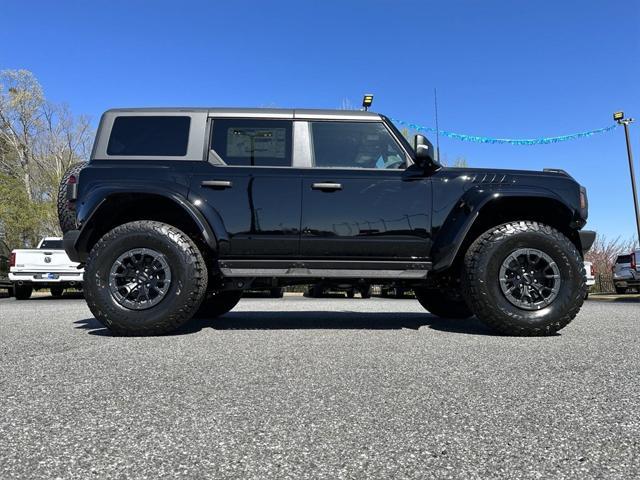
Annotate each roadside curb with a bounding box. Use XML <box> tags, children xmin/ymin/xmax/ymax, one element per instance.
<box><xmin>587</xmin><ymin>294</ymin><xmax>640</xmax><ymax>303</ymax></box>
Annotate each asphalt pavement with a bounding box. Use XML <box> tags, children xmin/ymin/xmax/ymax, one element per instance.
<box><xmin>0</xmin><ymin>295</ymin><xmax>638</xmax><ymax>479</ymax></box>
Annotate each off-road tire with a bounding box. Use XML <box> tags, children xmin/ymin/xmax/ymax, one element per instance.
<box><xmin>57</xmin><ymin>163</ymin><xmax>85</xmax><ymax>233</ymax></box>
<box><xmin>14</xmin><ymin>285</ymin><xmax>33</xmax><ymax>300</ymax></box>
<box><xmin>50</xmin><ymin>286</ymin><xmax>64</xmax><ymax>298</ymax></box>
<box><xmin>462</xmin><ymin>221</ymin><xmax>585</xmax><ymax>336</ymax></box>
<box><xmin>415</xmin><ymin>287</ymin><xmax>473</xmax><ymax>319</ymax></box>
<box><xmin>84</xmin><ymin>221</ymin><xmax>208</xmax><ymax>336</ymax></box>
<box><xmin>193</xmin><ymin>290</ymin><xmax>243</xmax><ymax>319</ymax></box>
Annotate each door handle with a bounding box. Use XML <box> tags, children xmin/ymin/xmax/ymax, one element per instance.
<box><xmin>312</xmin><ymin>182</ymin><xmax>342</xmax><ymax>191</ymax></box>
<box><xmin>202</xmin><ymin>180</ymin><xmax>233</xmax><ymax>189</ymax></box>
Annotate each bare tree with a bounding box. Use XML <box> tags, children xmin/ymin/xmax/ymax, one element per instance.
<box><xmin>584</xmin><ymin>234</ymin><xmax>638</xmax><ymax>275</ymax></box>
<box><xmin>0</xmin><ymin>69</ymin><xmax>44</xmax><ymax>200</ymax></box>
<box><xmin>0</xmin><ymin>69</ymin><xmax>92</xmax><ymax>244</ymax></box>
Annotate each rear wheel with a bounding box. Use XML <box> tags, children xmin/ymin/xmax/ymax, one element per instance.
<box><xmin>194</xmin><ymin>290</ymin><xmax>242</xmax><ymax>319</ymax></box>
<box><xmin>50</xmin><ymin>286</ymin><xmax>64</xmax><ymax>298</ymax></box>
<box><xmin>57</xmin><ymin>163</ymin><xmax>85</xmax><ymax>233</ymax></box>
<box><xmin>14</xmin><ymin>285</ymin><xmax>33</xmax><ymax>300</ymax></box>
<box><xmin>415</xmin><ymin>287</ymin><xmax>473</xmax><ymax>319</ymax></box>
<box><xmin>84</xmin><ymin>221</ymin><xmax>208</xmax><ymax>336</ymax></box>
<box><xmin>462</xmin><ymin>221</ymin><xmax>585</xmax><ymax>336</ymax></box>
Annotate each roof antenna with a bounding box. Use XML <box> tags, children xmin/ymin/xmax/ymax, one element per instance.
<box><xmin>434</xmin><ymin>88</ymin><xmax>441</xmax><ymax>163</ymax></box>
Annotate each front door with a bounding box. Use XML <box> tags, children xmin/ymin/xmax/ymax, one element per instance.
<box><xmin>190</xmin><ymin>118</ymin><xmax>301</xmax><ymax>258</ymax></box>
<box><xmin>300</xmin><ymin>121</ymin><xmax>432</xmax><ymax>260</ymax></box>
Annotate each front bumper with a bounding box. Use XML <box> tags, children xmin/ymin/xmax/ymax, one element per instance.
<box><xmin>578</xmin><ymin>230</ymin><xmax>596</xmax><ymax>252</ymax></box>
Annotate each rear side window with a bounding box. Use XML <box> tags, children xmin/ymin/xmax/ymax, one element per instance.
<box><xmin>107</xmin><ymin>116</ymin><xmax>191</xmax><ymax>156</ymax></box>
<box><xmin>210</xmin><ymin>119</ymin><xmax>292</xmax><ymax>167</ymax></box>
<box><xmin>616</xmin><ymin>255</ymin><xmax>631</xmax><ymax>264</ymax></box>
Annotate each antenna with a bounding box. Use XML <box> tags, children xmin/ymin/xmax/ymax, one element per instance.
<box><xmin>434</xmin><ymin>88</ymin><xmax>441</xmax><ymax>163</ymax></box>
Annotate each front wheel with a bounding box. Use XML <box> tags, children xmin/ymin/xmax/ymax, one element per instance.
<box><xmin>462</xmin><ymin>221</ymin><xmax>585</xmax><ymax>336</ymax></box>
<box><xmin>84</xmin><ymin>221</ymin><xmax>208</xmax><ymax>336</ymax></box>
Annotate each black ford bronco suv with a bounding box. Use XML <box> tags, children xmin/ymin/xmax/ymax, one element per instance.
<box><xmin>60</xmin><ymin>108</ymin><xmax>595</xmax><ymax>336</ymax></box>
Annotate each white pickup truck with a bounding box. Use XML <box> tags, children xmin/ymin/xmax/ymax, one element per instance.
<box><xmin>9</xmin><ymin>237</ymin><xmax>84</xmax><ymax>299</ymax></box>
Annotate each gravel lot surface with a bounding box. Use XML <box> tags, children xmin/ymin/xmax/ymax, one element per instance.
<box><xmin>0</xmin><ymin>295</ymin><xmax>638</xmax><ymax>479</ymax></box>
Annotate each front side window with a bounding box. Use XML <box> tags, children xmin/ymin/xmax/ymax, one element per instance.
<box><xmin>210</xmin><ymin>119</ymin><xmax>292</xmax><ymax>167</ymax></box>
<box><xmin>107</xmin><ymin>116</ymin><xmax>190</xmax><ymax>156</ymax></box>
<box><xmin>311</xmin><ymin>121</ymin><xmax>406</xmax><ymax>170</ymax></box>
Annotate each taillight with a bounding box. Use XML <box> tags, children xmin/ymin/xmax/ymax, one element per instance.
<box><xmin>66</xmin><ymin>174</ymin><xmax>78</xmax><ymax>202</ymax></box>
<box><xmin>9</xmin><ymin>252</ymin><xmax>15</xmax><ymax>267</ymax></box>
<box><xmin>632</xmin><ymin>254</ymin><xmax>637</xmax><ymax>271</ymax></box>
<box><xmin>590</xmin><ymin>264</ymin><xmax>595</xmax><ymax>276</ymax></box>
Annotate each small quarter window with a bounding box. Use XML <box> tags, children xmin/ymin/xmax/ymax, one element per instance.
<box><xmin>107</xmin><ymin>116</ymin><xmax>190</xmax><ymax>156</ymax></box>
<box><xmin>210</xmin><ymin>119</ymin><xmax>292</xmax><ymax>167</ymax></box>
<box><xmin>311</xmin><ymin>121</ymin><xmax>406</xmax><ymax>170</ymax></box>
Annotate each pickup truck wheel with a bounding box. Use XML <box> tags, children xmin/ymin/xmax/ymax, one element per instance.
<box><xmin>14</xmin><ymin>285</ymin><xmax>33</xmax><ymax>300</ymax></box>
<box><xmin>84</xmin><ymin>221</ymin><xmax>208</xmax><ymax>336</ymax></box>
<box><xmin>50</xmin><ymin>286</ymin><xmax>64</xmax><ymax>298</ymax></box>
<box><xmin>193</xmin><ymin>290</ymin><xmax>243</xmax><ymax>319</ymax></box>
<box><xmin>57</xmin><ymin>162</ymin><xmax>85</xmax><ymax>233</ymax></box>
<box><xmin>414</xmin><ymin>288</ymin><xmax>473</xmax><ymax>319</ymax></box>
<box><xmin>462</xmin><ymin>221</ymin><xmax>585</xmax><ymax>336</ymax></box>
<box><xmin>270</xmin><ymin>287</ymin><xmax>284</xmax><ymax>298</ymax></box>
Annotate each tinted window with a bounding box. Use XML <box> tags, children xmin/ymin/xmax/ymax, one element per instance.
<box><xmin>616</xmin><ymin>255</ymin><xmax>631</xmax><ymax>264</ymax></box>
<box><xmin>40</xmin><ymin>240</ymin><xmax>63</xmax><ymax>249</ymax></box>
<box><xmin>211</xmin><ymin>119</ymin><xmax>292</xmax><ymax>167</ymax></box>
<box><xmin>107</xmin><ymin>116</ymin><xmax>190</xmax><ymax>156</ymax></box>
<box><xmin>311</xmin><ymin>122</ymin><xmax>406</xmax><ymax>169</ymax></box>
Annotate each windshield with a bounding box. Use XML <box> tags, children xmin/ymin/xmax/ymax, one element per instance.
<box><xmin>39</xmin><ymin>239</ymin><xmax>63</xmax><ymax>249</ymax></box>
<box><xmin>381</xmin><ymin>115</ymin><xmax>415</xmax><ymax>157</ymax></box>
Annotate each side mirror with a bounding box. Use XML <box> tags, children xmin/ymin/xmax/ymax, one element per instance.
<box><xmin>413</xmin><ymin>134</ymin><xmax>437</xmax><ymax>168</ymax></box>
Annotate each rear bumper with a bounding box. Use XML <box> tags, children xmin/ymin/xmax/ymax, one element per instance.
<box><xmin>578</xmin><ymin>230</ymin><xmax>596</xmax><ymax>252</ymax></box>
<box><xmin>63</xmin><ymin>230</ymin><xmax>82</xmax><ymax>263</ymax></box>
<box><xmin>9</xmin><ymin>272</ymin><xmax>83</xmax><ymax>284</ymax></box>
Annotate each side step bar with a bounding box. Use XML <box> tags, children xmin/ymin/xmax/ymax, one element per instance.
<box><xmin>217</xmin><ymin>259</ymin><xmax>431</xmax><ymax>279</ymax></box>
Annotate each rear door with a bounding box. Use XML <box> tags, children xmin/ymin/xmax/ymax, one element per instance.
<box><xmin>190</xmin><ymin>117</ymin><xmax>302</xmax><ymax>258</ymax></box>
<box><xmin>299</xmin><ymin>120</ymin><xmax>432</xmax><ymax>260</ymax></box>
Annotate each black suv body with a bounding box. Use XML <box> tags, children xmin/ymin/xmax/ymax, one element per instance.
<box><xmin>62</xmin><ymin>108</ymin><xmax>595</xmax><ymax>336</ymax></box>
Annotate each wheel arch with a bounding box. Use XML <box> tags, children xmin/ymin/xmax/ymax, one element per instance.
<box><xmin>74</xmin><ymin>191</ymin><xmax>218</xmax><ymax>262</ymax></box>
<box><xmin>431</xmin><ymin>192</ymin><xmax>582</xmax><ymax>272</ymax></box>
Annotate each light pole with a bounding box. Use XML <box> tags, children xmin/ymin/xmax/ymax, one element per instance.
<box><xmin>614</xmin><ymin>112</ymin><xmax>640</xmax><ymax>243</ymax></box>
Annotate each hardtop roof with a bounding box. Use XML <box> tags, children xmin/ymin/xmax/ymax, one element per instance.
<box><xmin>103</xmin><ymin>107</ymin><xmax>382</xmax><ymax>120</ymax></box>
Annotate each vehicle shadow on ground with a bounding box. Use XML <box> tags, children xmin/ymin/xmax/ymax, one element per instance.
<box><xmin>74</xmin><ymin>311</ymin><xmax>499</xmax><ymax>337</ymax></box>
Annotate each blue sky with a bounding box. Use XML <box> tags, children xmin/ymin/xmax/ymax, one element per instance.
<box><xmin>2</xmin><ymin>0</ymin><xmax>639</xmax><ymax>241</ymax></box>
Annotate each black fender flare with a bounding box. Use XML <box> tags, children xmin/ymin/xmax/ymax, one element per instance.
<box><xmin>430</xmin><ymin>186</ymin><xmax>577</xmax><ymax>271</ymax></box>
<box><xmin>73</xmin><ymin>186</ymin><xmax>221</xmax><ymax>260</ymax></box>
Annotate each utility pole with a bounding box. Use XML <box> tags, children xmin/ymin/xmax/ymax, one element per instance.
<box><xmin>434</xmin><ymin>88</ymin><xmax>441</xmax><ymax>164</ymax></box>
<box><xmin>614</xmin><ymin>112</ymin><xmax>640</xmax><ymax>243</ymax></box>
